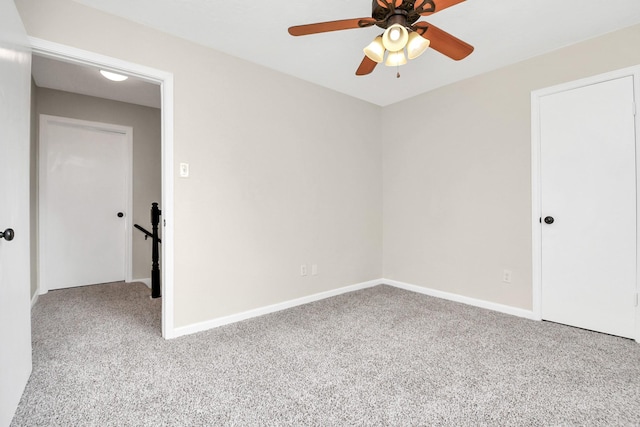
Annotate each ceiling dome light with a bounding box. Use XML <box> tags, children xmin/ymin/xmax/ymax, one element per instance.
<box><xmin>382</xmin><ymin>24</ymin><xmax>409</xmax><ymax>52</ymax></box>
<box><xmin>385</xmin><ymin>50</ymin><xmax>407</xmax><ymax>67</ymax></box>
<box><xmin>406</xmin><ymin>32</ymin><xmax>430</xmax><ymax>60</ymax></box>
<box><xmin>100</xmin><ymin>70</ymin><xmax>129</xmax><ymax>82</ymax></box>
<box><xmin>363</xmin><ymin>36</ymin><xmax>385</xmax><ymax>63</ymax></box>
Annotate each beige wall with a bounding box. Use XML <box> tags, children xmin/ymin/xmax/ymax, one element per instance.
<box><xmin>15</xmin><ymin>0</ymin><xmax>383</xmax><ymax>328</ymax></box>
<box><xmin>18</xmin><ymin>0</ymin><xmax>639</xmax><ymax>328</ymax></box>
<box><xmin>35</xmin><ymin>87</ymin><xmax>162</xmax><ymax>283</ymax></box>
<box><xmin>383</xmin><ymin>24</ymin><xmax>640</xmax><ymax>310</ymax></box>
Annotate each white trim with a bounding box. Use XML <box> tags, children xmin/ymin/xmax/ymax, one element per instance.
<box><xmin>29</xmin><ymin>37</ymin><xmax>176</xmax><ymax>339</ymax></box>
<box><xmin>125</xmin><ymin>128</ymin><xmax>133</xmax><ymax>283</ymax></box>
<box><xmin>173</xmin><ymin>280</ymin><xmax>381</xmax><ymax>338</ymax></box>
<box><xmin>30</xmin><ymin>291</ymin><xmax>39</xmax><ymax>309</ymax></box>
<box><xmin>530</xmin><ymin>89</ymin><xmax>543</xmax><ymax>321</ymax></box>
<box><xmin>29</xmin><ymin>37</ymin><xmax>169</xmax><ymax>86</ymax></box>
<box><xmin>531</xmin><ymin>65</ymin><xmax>640</xmax><ymax>342</ymax></box>
<box><xmin>160</xmin><ymin>75</ymin><xmax>175</xmax><ymax>339</ymax></box>
<box><xmin>382</xmin><ymin>279</ymin><xmax>537</xmax><ymax>320</ymax></box>
<box><xmin>173</xmin><ymin>279</ymin><xmax>539</xmax><ymax>338</ymax></box>
<box><xmin>634</xmin><ymin>72</ymin><xmax>640</xmax><ymax>345</ymax></box>
<box><xmin>38</xmin><ymin>114</ymin><xmax>133</xmax><ymax>292</ymax></box>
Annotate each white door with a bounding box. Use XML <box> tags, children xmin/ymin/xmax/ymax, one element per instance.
<box><xmin>40</xmin><ymin>115</ymin><xmax>132</xmax><ymax>291</ymax></box>
<box><xmin>0</xmin><ymin>2</ymin><xmax>33</xmax><ymax>426</ymax></box>
<box><xmin>540</xmin><ymin>76</ymin><xmax>637</xmax><ymax>339</ymax></box>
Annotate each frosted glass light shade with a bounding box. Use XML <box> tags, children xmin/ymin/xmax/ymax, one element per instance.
<box><xmin>406</xmin><ymin>32</ymin><xmax>430</xmax><ymax>59</ymax></box>
<box><xmin>100</xmin><ymin>70</ymin><xmax>128</xmax><ymax>82</ymax></box>
<box><xmin>382</xmin><ymin>24</ymin><xmax>409</xmax><ymax>52</ymax></box>
<box><xmin>363</xmin><ymin>36</ymin><xmax>385</xmax><ymax>63</ymax></box>
<box><xmin>385</xmin><ymin>50</ymin><xmax>407</xmax><ymax>67</ymax></box>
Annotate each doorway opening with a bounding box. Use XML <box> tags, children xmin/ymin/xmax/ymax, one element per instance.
<box><xmin>29</xmin><ymin>37</ymin><xmax>175</xmax><ymax>338</ymax></box>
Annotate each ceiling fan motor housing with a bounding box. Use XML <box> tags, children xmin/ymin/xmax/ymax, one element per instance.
<box><xmin>371</xmin><ymin>0</ymin><xmax>425</xmax><ymax>29</ymax></box>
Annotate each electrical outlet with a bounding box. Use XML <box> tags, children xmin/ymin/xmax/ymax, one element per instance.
<box><xmin>311</xmin><ymin>264</ymin><xmax>318</xmax><ymax>276</ymax></box>
<box><xmin>503</xmin><ymin>269</ymin><xmax>512</xmax><ymax>283</ymax></box>
<box><xmin>300</xmin><ymin>264</ymin><xmax>308</xmax><ymax>276</ymax></box>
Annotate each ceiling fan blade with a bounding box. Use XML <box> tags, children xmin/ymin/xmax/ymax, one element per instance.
<box><xmin>413</xmin><ymin>21</ymin><xmax>474</xmax><ymax>60</ymax></box>
<box><xmin>356</xmin><ymin>56</ymin><xmax>378</xmax><ymax>76</ymax></box>
<box><xmin>288</xmin><ymin>18</ymin><xmax>376</xmax><ymax>36</ymax></box>
<box><xmin>416</xmin><ymin>0</ymin><xmax>465</xmax><ymax>16</ymax></box>
<box><xmin>377</xmin><ymin>0</ymin><xmax>403</xmax><ymax>9</ymax></box>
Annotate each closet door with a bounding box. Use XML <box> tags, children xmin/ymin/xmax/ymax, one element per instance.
<box><xmin>0</xmin><ymin>1</ymin><xmax>32</xmax><ymax>424</ymax></box>
<box><xmin>540</xmin><ymin>75</ymin><xmax>636</xmax><ymax>338</ymax></box>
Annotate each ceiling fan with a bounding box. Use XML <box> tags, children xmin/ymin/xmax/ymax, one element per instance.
<box><xmin>288</xmin><ymin>0</ymin><xmax>474</xmax><ymax>76</ymax></box>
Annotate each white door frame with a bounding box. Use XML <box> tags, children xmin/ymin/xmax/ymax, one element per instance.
<box><xmin>531</xmin><ymin>65</ymin><xmax>640</xmax><ymax>343</ymax></box>
<box><xmin>39</xmin><ymin>114</ymin><xmax>133</xmax><ymax>291</ymax></box>
<box><xmin>30</xmin><ymin>37</ymin><xmax>176</xmax><ymax>339</ymax></box>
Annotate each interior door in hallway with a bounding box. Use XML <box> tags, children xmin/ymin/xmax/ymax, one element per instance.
<box><xmin>540</xmin><ymin>75</ymin><xmax>637</xmax><ymax>339</ymax></box>
<box><xmin>40</xmin><ymin>115</ymin><xmax>131</xmax><ymax>291</ymax></box>
<box><xmin>0</xmin><ymin>1</ymin><xmax>32</xmax><ymax>425</ymax></box>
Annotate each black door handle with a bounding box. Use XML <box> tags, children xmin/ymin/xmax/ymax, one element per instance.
<box><xmin>117</xmin><ymin>212</ymin><xmax>124</xmax><ymax>218</ymax></box>
<box><xmin>0</xmin><ymin>228</ymin><xmax>15</xmax><ymax>241</ymax></box>
<box><xmin>544</xmin><ymin>216</ymin><xmax>554</xmax><ymax>224</ymax></box>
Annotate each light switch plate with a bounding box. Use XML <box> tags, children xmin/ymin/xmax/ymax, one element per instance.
<box><xmin>179</xmin><ymin>162</ymin><xmax>189</xmax><ymax>178</ymax></box>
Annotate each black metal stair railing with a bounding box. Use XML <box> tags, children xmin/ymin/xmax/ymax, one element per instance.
<box><xmin>134</xmin><ymin>202</ymin><xmax>162</xmax><ymax>298</ymax></box>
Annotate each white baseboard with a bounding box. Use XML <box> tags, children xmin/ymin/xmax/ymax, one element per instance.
<box><xmin>133</xmin><ymin>278</ymin><xmax>152</xmax><ymax>288</ymax></box>
<box><xmin>173</xmin><ymin>279</ymin><xmax>381</xmax><ymax>338</ymax></box>
<box><xmin>30</xmin><ymin>291</ymin><xmax>39</xmax><ymax>309</ymax></box>
<box><xmin>172</xmin><ymin>278</ymin><xmax>536</xmax><ymax>339</ymax></box>
<box><xmin>382</xmin><ymin>278</ymin><xmax>536</xmax><ymax>320</ymax></box>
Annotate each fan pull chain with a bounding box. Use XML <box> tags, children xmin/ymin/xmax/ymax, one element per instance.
<box><xmin>396</xmin><ymin>65</ymin><xmax>401</xmax><ymax>79</ymax></box>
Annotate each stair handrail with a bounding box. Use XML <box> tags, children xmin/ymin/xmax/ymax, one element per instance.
<box><xmin>134</xmin><ymin>224</ymin><xmax>162</xmax><ymax>243</ymax></box>
<box><xmin>134</xmin><ymin>202</ymin><xmax>162</xmax><ymax>298</ymax></box>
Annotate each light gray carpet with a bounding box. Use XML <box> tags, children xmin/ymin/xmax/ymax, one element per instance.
<box><xmin>11</xmin><ymin>282</ymin><xmax>640</xmax><ymax>426</ymax></box>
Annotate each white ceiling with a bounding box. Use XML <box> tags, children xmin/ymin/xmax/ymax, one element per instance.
<box><xmin>32</xmin><ymin>55</ymin><xmax>161</xmax><ymax>108</ymax></box>
<box><xmin>62</xmin><ymin>0</ymin><xmax>640</xmax><ymax>106</ymax></box>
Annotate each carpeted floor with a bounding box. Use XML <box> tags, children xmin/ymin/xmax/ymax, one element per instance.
<box><xmin>10</xmin><ymin>282</ymin><xmax>640</xmax><ymax>426</ymax></box>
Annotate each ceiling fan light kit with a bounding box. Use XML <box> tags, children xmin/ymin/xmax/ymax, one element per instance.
<box><xmin>385</xmin><ymin>49</ymin><xmax>407</xmax><ymax>66</ymax></box>
<box><xmin>382</xmin><ymin>23</ymin><xmax>409</xmax><ymax>51</ymax></box>
<box><xmin>406</xmin><ymin>31</ymin><xmax>430</xmax><ymax>59</ymax></box>
<box><xmin>363</xmin><ymin>25</ymin><xmax>429</xmax><ymax>66</ymax></box>
<box><xmin>363</xmin><ymin>36</ymin><xmax>385</xmax><ymax>63</ymax></box>
<box><xmin>288</xmin><ymin>0</ymin><xmax>474</xmax><ymax>76</ymax></box>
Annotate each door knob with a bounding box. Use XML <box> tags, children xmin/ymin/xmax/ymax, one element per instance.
<box><xmin>544</xmin><ymin>216</ymin><xmax>555</xmax><ymax>224</ymax></box>
<box><xmin>0</xmin><ymin>228</ymin><xmax>15</xmax><ymax>241</ymax></box>
<box><xmin>117</xmin><ymin>212</ymin><xmax>124</xmax><ymax>218</ymax></box>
